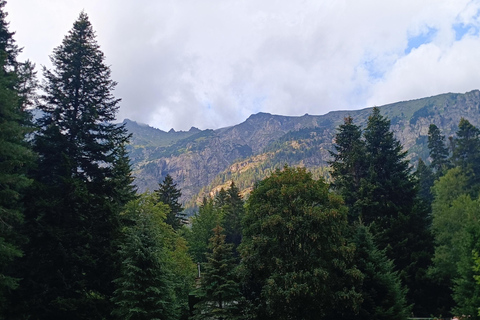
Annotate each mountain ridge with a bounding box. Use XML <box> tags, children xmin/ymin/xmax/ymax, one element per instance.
<box><xmin>125</xmin><ymin>90</ymin><xmax>480</xmax><ymax>208</ymax></box>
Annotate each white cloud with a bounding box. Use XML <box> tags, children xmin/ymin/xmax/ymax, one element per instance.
<box><xmin>6</xmin><ymin>0</ymin><xmax>480</xmax><ymax>130</ymax></box>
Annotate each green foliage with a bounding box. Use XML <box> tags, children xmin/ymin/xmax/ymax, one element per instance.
<box><xmin>155</xmin><ymin>174</ymin><xmax>186</xmax><ymax>230</ymax></box>
<box><xmin>0</xmin><ymin>1</ymin><xmax>35</xmax><ymax>316</ymax></box>
<box><xmin>329</xmin><ymin>115</ymin><xmax>366</xmax><ymax>222</ymax></box>
<box><xmin>112</xmin><ymin>193</ymin><xmax>178</xmax><ymax>320</ymax></box>
<box><xmin>15</xmin><ymin>12</ymin><xmax>136</xmax><ymax>319</ymax></box>
<box><xmin>239</xmin><ymin>166</ymin><xmax>362</xmax><ymax>320</ymax></box>
<box><xmin>186</xmin><ymin>197</ymin><xmax>223</xmax><ymax>263</ymax></box>
<box><xmin>329</xmin><ymin>108</ymin><xmax>435</xmax><ymax>316</ymax></box>
<box><xmin>351</xmin><ymin>223</ymin><xmax>409</xmax><ymax>320</ymax></box>
<box><xmin>452</xmin><ymin>118</ymin><xmax>480</xmax><ymax>191</ymax></box>
<box><xmin>193</xmin><ymin>225</ymin><xmax>242</xmax><ymax>320</ymax></box>
<box><xmin>112</xmin><ymin>193</ymin><xmax>194</xmax><ymax>320</ymax></box>
<box><xmin>428</xmin><ymin>124</ymin><xmax>450</xmax><ymax>176</ymax></box>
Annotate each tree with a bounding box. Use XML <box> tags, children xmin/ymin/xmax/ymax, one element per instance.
<box><xmin>0</xmin><ymin>1</ymin><xmax>35</xmax><ymax>315</ymax></box>
<box><xmin>221</xmin><ymin>182</ymin><xmax>245</xmax><ymax>254</ymax></box>
<box><xmin>428</xmin><ymin>124</ymin><xmax>450</xmax><ymax>176</ymax></box>
<box><xmin>416</xmin><ymin>158</ymin><xmax>435</xmax><ymax>207</ymax></box>
<box><xmin>16</xmin><ymin>12</ymin><xmax>135</xmax><ymax>319</ymax></box>
<box><xmin>186</xmin><ymin>197</ymin><xmax>223</xmax><ymax>264</ymax></box>
<box><xmin>329</xmin><ymin>108</ymin><xmax>435</xmax><ymax>316</ymax></box>
<box><xmin>155</xmin><ymin>174</ymin><xmax>186</xmax><ymax>230</ymax></box>
<box><xmin>351</xmin><ymin>223</ymin><xmax>409</xmax><ymax>320</ymax></box>
<box><xmin>329</xmin><ymin>116</ymin><xmax>366</xmax><ymax>222</ymax></box>
<box><xmin>193</xmin><ymin>225</ymin><xmax>242</xmax><ymax>320</ymax></box>
<box><xmin>239</xmin><ymin>166</ymin><xmax>362</xmax><ymax>320</ymax></box>
<box><xmin>112</xmin><ymin>193</ymin><xmax>179</xmax><ymax>320</ymax></box>
<box><xmin>452</xmin><ymin>118</ymin><xmax>480</xmax><ymax>192</ymax></box>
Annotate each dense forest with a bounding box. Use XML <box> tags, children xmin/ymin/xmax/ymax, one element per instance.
<box><xmin>1</xmin><ymin>3</ymin><xmax>480</xmax><ymax>319</ymax></box>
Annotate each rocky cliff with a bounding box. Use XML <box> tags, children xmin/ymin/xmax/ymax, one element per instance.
<box><xmin>125</xmin><ymin>90</ymin><xmax>480</xmax><ymax>206</ymax></box>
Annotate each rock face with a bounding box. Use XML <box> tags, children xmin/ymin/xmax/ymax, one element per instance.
<box><xmin>125</xmin><ymin>90</ymin><xmax>480</xmax><ymax>204</ymax></box>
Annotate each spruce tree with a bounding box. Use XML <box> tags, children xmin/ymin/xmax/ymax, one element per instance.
<box><xmin>155</xmin><ymin>174</ymin><xmax>186</xmax><ymax>230</ymax></box>
<box><xmin>427</xmin><ymin>124</ymin><xmax>450</xmax><ymax>176</ymax></box>
<box><xmin>351</xmin><ymin>223</ymin><xmax>409</xmax><ymax>320</ymax></box>
<box><xmin>0</xmin><ymin>1</ymin><xmax>35</xmax><ymax>315</ymax></box>
<box><xmin>112</xmin><ymin>193</ymin><xmax>178</xmax><ymax>320</ymax></box>
<box><xmin>329</xmin><ymin>115</ymin><xmax>367</xmax><ymax>222</ymax></box>
<box><xmin>452</xmin><ymin>118</ymin><xmax>480</xmax><ymax>192</ymax></box>
<box><xmin>222</xmin><ymin>181</ymin><xmax>244</xmax><ymax>253</ymax></box>
<box><xmin>193</xmin><ymin>225</ymin><xmax>242</xmax><ymax>320</ymax></box>
<box><xmin>17</xmin><ymin>12</ymin><xmax>135</xmax><ymax>319</ymax></box>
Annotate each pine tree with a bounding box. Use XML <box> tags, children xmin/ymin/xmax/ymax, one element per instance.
<box><xmin>329</xmin><ymin>115</ymin><xmax>367</xmax><ymax>222</ymax></box>
<box><xmin>428</xmin><ymin>124</ymin><xmax>450</xmax><ymax>176</ymax></box>
<box><xmin>193</xmin><ymin>225</ymin><xmax>242</xmax><ymax>320</ymax></box>
<box><xmin>222</xmin><ymin>181</ymin><xmax>244</xmax><ymax>254</ymax></box>
<box><xmin>155</xmin><ymin>174</ymin><xmax>186</xmax><ymax>230</ymax></box>
<box><xmin>351</xmin><ymin>223</ymin><xmax>409</xmax><ymax>320</ymax></box>
<box><xmin>452</xmin><ymin>118</ymin><xmax>480</xmax><ymax>192</ymax></box>
<box><xmin>0</xmin><ymin>1</ymin><xmax>35</xmax><ymax>315</ymax></box>
<box><xmin>16</xmin><ymin>12</ymin><xmax>135</xmax><ymax>319</ymax></box>
<box><xmin>416</xmin><ymin>158</ymin><xmax>435</xmax><ymax>207</ymax></box>
<box><xmin>112</xmin><ymin>193</ymin><xmax>178</xmax><ymax>320</ymax></box>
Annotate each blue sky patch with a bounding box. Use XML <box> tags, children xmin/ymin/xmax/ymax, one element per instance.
<box><xmin>453</xmin><ymin>23</ymin><xmax>479</xmax><ymax>40</ymax></box>
<box><xmin>405</xmin><ymin>27</ymin><xmax>438</xmax><ymax>55</ymax></box>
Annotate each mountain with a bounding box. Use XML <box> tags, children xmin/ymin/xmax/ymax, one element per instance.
<box><xmin>125</xmin><ymin>90</ymin><xmax>480</xmax><ymax>209</ymax></box>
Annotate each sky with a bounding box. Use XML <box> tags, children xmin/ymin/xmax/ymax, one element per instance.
<box><xmin>6</xmin><ymin>0</ymin><xmax>480</xmax><ymax>131</ymax></box>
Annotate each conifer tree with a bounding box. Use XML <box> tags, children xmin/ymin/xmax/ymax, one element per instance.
<box><xmin>428</xmin><ymin>124</ymin><xmax>450</xmax><ymax>176</ymax></box>
<box><xmin>16</xmin><ymin>12</ymin><xmax>135</xmax><ymax>319</ymax></box>
<box><xmin>193</xmin><ymin>225</ymin><xmax>242</xmax><ymax>320</ymax></box>
<box><xmin>0</xmin><ymin>1</ymin><xmax>35</xmax><ymax>315</ymax></box>
<box><xmin>329</xmin><ymin>115</ymin><xmax>367</xmax><ymax>222</ymax></box>
<box><xmin>452</xmin><ymin>118</ymin><xmax>480</xmax><ymax>191</ymax></box>
<box><xmin>112</xmin><ymin>194</ymin><xmax>178</xmax><ymax>320</ymax></box>
<box><xmin>155</xmin><ymin>174</ymin><xmax>186</xmax><ymax>230</ymax></box>
<box><xmin>222</xmin><ymin>181</ymin><xmax>244</xmax><ymax>253</ymax></box>
<box><xmin>351</xmin><ymin>223</ymin><xmax>409</xmax><ymax>320</ymax></box>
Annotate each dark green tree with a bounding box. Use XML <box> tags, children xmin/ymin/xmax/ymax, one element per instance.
<box><xmin>329</xmin><ymin>115</ymin><xmax>366</xmax><ymax>222</ymax></box>
<box><xmin>112</xmin><ymin>193</ymin><xmax>179</xmax><ymax>320</ymax></box>
<box><xmin>16</xmin><ymin>12</ymin><xmax>135</xmax><ymax>319</ymax></box>
<box><xmin>239</xmin><ymin>166</ymin><xmax>362</xmax><ymax>320</ymax></box>
<box><xmin>0</xmin><ymin>1</ymin><xmax>35</xmax><ymax>316</ymax></box>
<box><xmin>222</xmin><ymin>181</ymin><xmax>244</xmax><ymax>253</ymax></box>
<box><xmin>416</xmin><ymin>158</ymin><xmax>435</xmax><ymax>207</ymax></box>
<box><xmin>428</xmin><ymin>124</ymin><xmax>450</xmax><ymax>176</ymax></box>
<box><xmin>452</xmin><ymin>118</ymin><xmax>480</xmax><ymax>192</ymax></box>
<box><xmin>155</xmin><ymin>174</ymin><xmax>186</xmax><ymax>230</ymax></box>
<box><xmin>351</xmin><ymin>223</ymin><xmax>409</xmax><ymax>320</ymax></box>
<box><xmin>193</xmin><ymin>225</ymin><xmax>242</xmax><ymax>320</ymax></box>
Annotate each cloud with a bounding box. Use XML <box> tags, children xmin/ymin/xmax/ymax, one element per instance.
<box><xmin>6</xmin><ymin>0</ymin><xmax>480</xmax><ymax>130</ymax></box>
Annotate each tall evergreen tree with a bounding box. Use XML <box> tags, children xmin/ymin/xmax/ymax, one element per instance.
<box><xmin>329</xmin><ymin>115</ymin><xmax>366</xmax><ymax>222</ymax></box>
<box><xmin>452</xmin><ymin>118</ymin><xmax>480</xmax><ymax>192</ymax></box>
<box><xmin>155</xmin><ymin>174</ymin><xmax>186</xmax><ymax>230</ymax></box>
<box><xmin>351</xmin><ymin>223</ymin><xmax>409</xmax><ymax>320</ymax></box>
<box><xmin>428</xmin><ymin>124</ymin><xmax>450</xmax><ymax>176</ymax></box>
<box><xmin>16</xmin><ymin>12</ymin><xmax>135</xmax><ymax>319</ymax></box>
<box><xmin>0</xmin><ymin>1</ymin><xmax>35</xmax><ymax>316</ymax></box>
<box><xmin>112</xmin><ymin>193</ymin><xmax>179</xmax><ymax>320</ymax></box>
<box><xmin>222</xmin><ymin>181</ymin><xmax>244</xmax><ymax>253</ymax></box>
<box><xmin>193</xmin><ymin>225</ymin><xmax>242</xmax><ymax>320</ymax></box>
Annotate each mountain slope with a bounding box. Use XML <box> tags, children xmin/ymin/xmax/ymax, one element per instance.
<box><xmin>125</xmin><ymin>90</ymin><xmax>480</xmax><ymax>207</ymax></box>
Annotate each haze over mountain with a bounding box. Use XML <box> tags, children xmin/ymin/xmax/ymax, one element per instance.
<box><xmin>125</xmin><ymin>90</ymin><xmax>480</xmax><ymax>209</ymax></box>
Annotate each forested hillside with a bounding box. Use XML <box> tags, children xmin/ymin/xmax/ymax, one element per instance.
<box><xmin>3</xmin><ymin>2</ymin><xmax>480</xmax><ymax>319</ymax></box>
<box><xmin>126</xmin><ymin>90</ymin><xmax>480</xmax><ymax>208</ymax></box>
